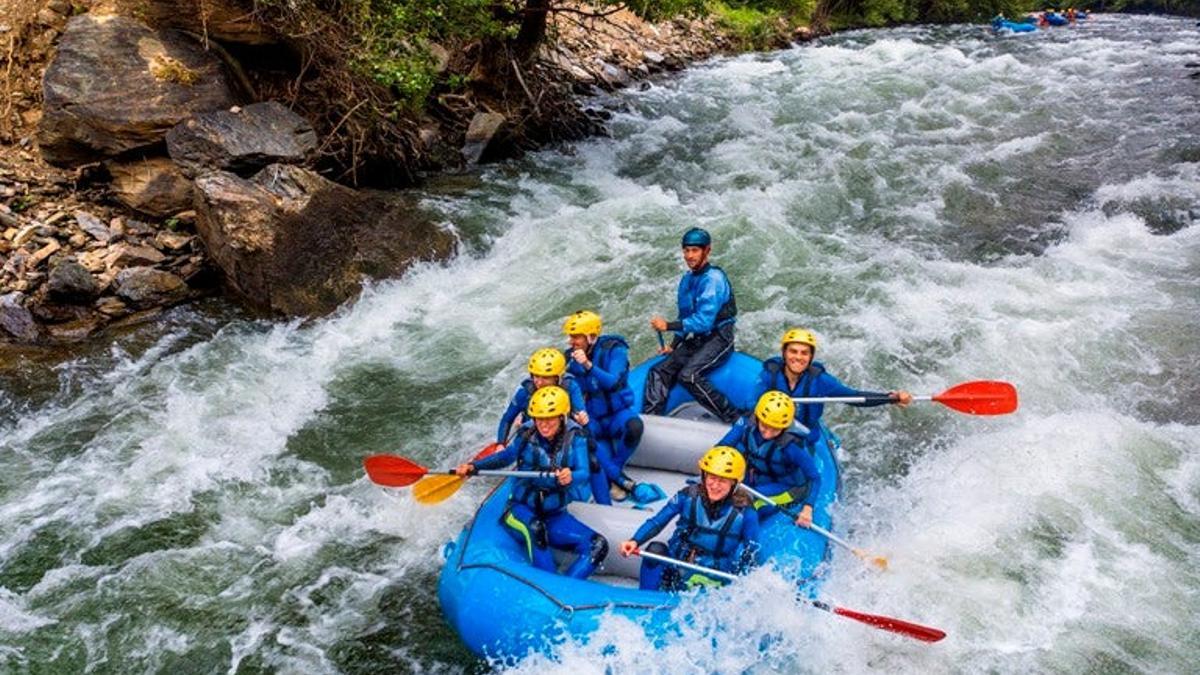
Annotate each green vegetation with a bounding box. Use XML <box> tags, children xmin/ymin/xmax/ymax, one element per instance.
<box><xmin>813</xmin><ymin>0</ymin><xmax>1039</xmax><ymax>29</ymax></box>
<box><xmin>339</xmin><ymin>0</ymin><xmax>502</xmax><ymax>109</ymax></box>
<box><xmin>1077</xmin><ymin>0</ymin><xmax>1200</xmax><ymax>16</ymax></box>
<box><xmin>712</xmin><ymin>1</ymin><xmax>816</xmax><ymax>50</ymax></box>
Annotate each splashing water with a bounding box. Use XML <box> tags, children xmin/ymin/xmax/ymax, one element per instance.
<box><xmin>2</xmin><ymin>14</ymin><xmax>1198</xmax><ymax>673</ymax></box>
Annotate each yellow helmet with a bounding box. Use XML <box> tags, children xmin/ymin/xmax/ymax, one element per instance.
<box><xmin>780</xmin><ymin>327</ymin><xmax>818</xmax><ymax>349</ymax></box>
<box><xmin>698</xmin><ymin>446</ymin><xmax>746</xmax><ymax>481</ymax></box>
<box><xmin>528</xmin><ymin>348</ymin><xmax>566</xmax><ymax>377</ymax></box>
<box><xmin>562</xmin><ymin>310</ymin><xmax>602</xmax><ymax>336</ymax></box>
<box><xmin>754</xmin><ymin>391</ymin><xmax>795</xmax><ymax>429</ymax></box>
<box><xmin>527</xmin><ymin>386</ymin><xmax>570</xmax><ymax>418</ymax></box>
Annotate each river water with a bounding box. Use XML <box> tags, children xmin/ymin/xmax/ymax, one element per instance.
<box><xmin>2</xmin><ymin>14</ymin><xmax>1198</xmax><ymax>674</ymax></box>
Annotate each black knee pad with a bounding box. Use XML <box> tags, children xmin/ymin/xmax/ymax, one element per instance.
<box><xmin>589</xmin><ymin>535</ymin><xmax>609</xmax><ymax>565</ymax></box>
<box><xmin>624</xmin><ymin>418</ymin><xmax>644</xmax><ymax>447</ymax></box>
<box><xmin>645</xmin><ymin>541</ymin><xmax>668</xmax><ymax>556</ymax></box>
<box><xmin>528</xmin><ymin>517</ymin><xmax>549</xmax><ymax>549</ymax></box>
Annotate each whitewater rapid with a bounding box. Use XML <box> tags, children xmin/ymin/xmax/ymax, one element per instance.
<box><xmin>1</xmin><ymin>13</ymin><xmax>1198</xmax><ymax>673</ymax></box>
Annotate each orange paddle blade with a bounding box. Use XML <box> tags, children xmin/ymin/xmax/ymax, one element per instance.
<box><xmin>933</xmin><ymin>380</ymin><xmax>1017</xmax><ymax>415</ymax></box>
<box><xmin>363</xmin><ymin>455</ymin><xmax>429</xmax><ymax>487</ymax></box>
<box><xmin>409</xmin><ymin>441</ymin><xmax>504</xmax><ymax>504</ymax></box>
<box><xmin>413</xmin><ymin>475</ymin><xmax>466</xmax><ymax>504</ymax></box>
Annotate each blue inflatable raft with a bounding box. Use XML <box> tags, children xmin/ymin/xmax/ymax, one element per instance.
<box><xmin>992</xmin><ymin>18</ymin><xmax>1038</xmax><ymax>33</ymax></box>
<box><xmin>437</xmin><ymin>352</ymin><xmax>841</xmax><ymax>661</ymax></box>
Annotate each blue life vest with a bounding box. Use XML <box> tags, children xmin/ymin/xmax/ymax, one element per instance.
<box><xmin>510</xmin><ymin>423</ymin><xmax>582</xmax><ymax>515</ymax></box>
<box><xmin>572</xmin><ymin>336</ymin><xmax>635</xmax><ymax>418</ymax></box>
<box><xmin>732</xmin><ymin>414</ymin><xmax>805</xmax><ymax>482</ymax></box>
<box><xmin>762</xmin><ymin>359</ymin><xmax>825</xmax><ymax>432</ymax></box>
<box><xmin>668</xmin><ymin>485</ymin><xmax>753</xmax><ymax>573</ymax></box>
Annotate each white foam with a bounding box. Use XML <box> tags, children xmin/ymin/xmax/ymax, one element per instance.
<box><xmin>3</xmin><ymin>13</ymin><xmax>1199</xmax><ymax>674</ymax></box>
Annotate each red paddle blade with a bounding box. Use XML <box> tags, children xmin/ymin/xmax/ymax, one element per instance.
<box><xmin>833</xmin><ymin>606</ymin><xmax>947</xmax><ymax>643</ymax></box>
<box><xmin>363</xmin><ymin>454</ymin><xmax>429</xmax><ymax>487</ymax></box>
<box><xmin>932</xmin><ymin>380</ymin><xmax>1018</xmax><ymax>415</ymax></box>
<box><xmin>474</xmin><ymin>442</ymin><xmax>505</xmax><ymax>460</ymax></box>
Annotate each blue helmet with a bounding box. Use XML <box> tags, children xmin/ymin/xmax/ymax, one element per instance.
<box><xmin>681</xmin><ymin>227</ymin><xmax>711</xmax><ymax>248</ymax></box>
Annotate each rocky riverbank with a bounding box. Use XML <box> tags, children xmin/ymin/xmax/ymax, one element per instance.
<box><xmin>0</xmin><ymin>1</ymin><xmax>811</xmax><ymax>345</ymax></box>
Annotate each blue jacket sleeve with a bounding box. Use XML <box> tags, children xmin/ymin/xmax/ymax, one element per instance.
<box><xmin>718</xmin><ymin>417</ymin><xmax>747</xmax><ymax>449</ymax></box>
<box><xmin>566</xmin><ymin>433</ymin><xmax>591</xmax><ymax>502</ymax></box>
<box><xmin>801</xmin><ymin>424</ymin><xmax>822</xmax><ymax>445</ymax></box>
<box><xmin>632</xmin><ymin>491</ymin><xmax>685</xmax><ymax>544</ymax></box>
<box><xmin>739</xmin><ymin>504</ymin><xmax>758</xmax><ymax>562</ymax></box>
<box><xmin>680</xmin><ymin>271</ymin><xmax>729</xmax><ymax>335</ymax></box>
<box><xmin>564</xmin><ymin>378</ymin><xmax>588</xmax><ymax>415</ymax></box>
<box><xmin>588</xmin><ymin>344</ymin><xmax>628</xmax><ymax>391</ymax></box>
<box><xmin>496</xmin><ymin>385</ymin><xmax>528</xmax><ymax>443</ymax></box>
<box><xmin>751</xmin><ymin>366</ymin><xmax>772</xmax><ymax>404</ymax></box>
<box><xmin>814</xmin><ymin>371</ymin><xmax>889</xmax><ymax>407</ymax></box>
<box><xmin>786</xmin><ymin>441</ymin><xmax>822</xmax><ymax>508</ymax></box>
<box><xmin>734</xmin><ymin>506</ymin><xmax>762</xmax><ymax>573</ymax></box>
<box><xmin>473</xmin><ymin>437</ymin><xmax>520</xmax><ymax>471</ymax></box>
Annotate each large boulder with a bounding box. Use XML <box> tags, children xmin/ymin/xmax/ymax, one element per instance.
<box><xmin>107</xmin><ymin>157</ymin><xmax>194</xmax><ymax>217</ymax></box>
<box><xmin>166</xmin><ymin>101</ymin><xmax>318</xmax><ymax>178</ymax></box>
<box><xmin>193</xmin><ymin>164</ymin><xmax>456</xmax><ymax>315</ymax></box>
<box><xmin>124</xmin><ymin>0</ymin><xmax>277</xmax><ymax>45</ymax></box>
<box><xmin>38</xmin><ymin>14</ymin><xmax>237</xmax><ymax>166</ymax></box>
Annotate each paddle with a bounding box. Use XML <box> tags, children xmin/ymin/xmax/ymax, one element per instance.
<box><xmin>410</xmin><ymin>442</ymin><xmax>505</xmax><ymax>502</ymax></box>
<box><xmin>363</xmin><ymin>453</ymin><xmax>548</xmax><ymax>487</ymax></box>
<box><xmin>791</xmin><ymin>380</ymin><xmax>1017</xmax><ymax>416</ymax></box>
<box><xmin>655</xmin><ymin>330</ymin><xmax>666</xmax><ymax>351</ymax></box>
<box><xmin>414</xmin><ymin>467</ymin><xmax>552</xmax><ymax>505</ymax></box>
<box><xmin>632</xmin><ymin>548</ymin><xmax>945</xmax><ymax>643</ymax></box>
<box><xmin>738</xmin><ymin>484</ymin><xmax>888</xmax><ymax>571</ymax></box>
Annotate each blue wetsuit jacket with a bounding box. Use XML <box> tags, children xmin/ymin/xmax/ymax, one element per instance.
<box><xmin>753</xmin><ymin>358</ymin><xmax>890</xmax><ymax>444</ymax></box>
<box><xmin>665</xmin><ymin>263</ymin><xmax>736</xmax><ymax>341</ymax></box>
<box><xmin>496</xmin><ymin>375</ymin><xmax>588</xmax><ymax>443</ymax></box>
<box><xmin>475</xmin><ymin>420</ymin><xmax>591</xmax><ymax>512</ymax></box>
<box><xmin>718</xmin><ymin>416</ymin><xmax>821</xmax><ymax>508</ymax></box>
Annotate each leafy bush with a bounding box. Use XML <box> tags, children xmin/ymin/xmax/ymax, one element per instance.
<box><xmin>1076</xmin><ymin>0</ymin><xmax>1200</xmax><ymax>16</ymax></box>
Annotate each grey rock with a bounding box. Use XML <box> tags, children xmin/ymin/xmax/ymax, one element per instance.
<box><xmin>47</xmin><ymin>261</ymin><xmax>100</xmax><ymax>303</ymax></box>
<box><xmin>106</xmin><ymin>243</ymin><xmax>166</xmax><ymax>268</ymax></box>
<box><xmin>114</xmin><ymin>267</ymin><xmax>187</xmax><ymax>307</ymax></box>
<box><xmin>167</xmin><ymin>101</ymin><xmax>317</xmax><ymax>178</ymax></box>
<box><xmin>37</xmin><ymin>14</ymin><xmax>236</xmax><ymax>166</ymax></box>
<box><xmin>193</xmin><ymin>164</ymin><xmax>455</xmax><ymax>315</ymax></box>
<box><xmin>0</xmin><ymin>292</ymin><xmax>38</xmax><ymax>341</ymax></box>
<box><xmin>75</xmin><ymin>211</ymin><xmax>111</xmax><ymax>242</ymax></box>
<box><xmin>107</xmin><ymin>157</ymin><xmax>194</xmax><ymax>217</ymax></box>
<box><xmin>597</xmin><ymin>61</ymin><xmax>631</xmax><ymax>89</ymax></box>
<box><xmin>461</xmin><ymin>112</ymin><xmax>508</xmax><ymax>165</ymax></box>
